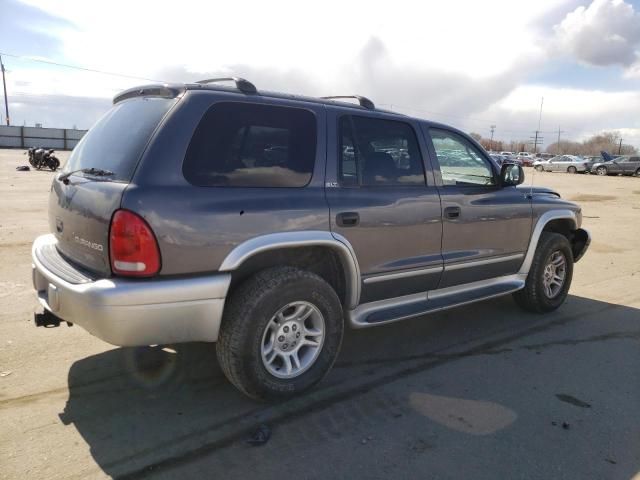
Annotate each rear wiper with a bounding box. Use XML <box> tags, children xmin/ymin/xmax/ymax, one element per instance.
<box><xmin>59</xmin><ymin>168</ymin><xmax>115</xmax><ymax>184</ymax></box>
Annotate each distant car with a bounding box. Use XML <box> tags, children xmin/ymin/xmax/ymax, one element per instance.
<box><xmin>581</xmin><ymin>156</ymin><xmax>601</xmax><ymax>173</ymax></box>
<box><xmin>516</xmin><ymin>153</ymin><xmax>535</xmax><ymax>166</ymax></box>
<box><xmin>591</xmin><ymin>155</ymin><xmax>640</xmax><ymax>176</ymax></box>
<box><xmin>533</xmin><ymin>155</ymin><xmax>588</xmax><ymax>174</ymax></box>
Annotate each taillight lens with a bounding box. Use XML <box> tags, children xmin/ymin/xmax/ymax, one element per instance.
<box><xmin>109</xmin><ymin>209</ymin><xmax>161</xmax><ymax>277</ymax></box>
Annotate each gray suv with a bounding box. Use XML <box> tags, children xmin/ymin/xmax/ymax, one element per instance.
<box><xmin>31</xmin><ymin>78</ymin><xmax>591</xmax><ymax>400</ymax></box>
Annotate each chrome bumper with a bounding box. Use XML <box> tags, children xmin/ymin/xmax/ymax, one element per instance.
<box><xmin>32</xmin><ymin>234</ymin><xmax>231</xmax><ymax>347</ymax></box>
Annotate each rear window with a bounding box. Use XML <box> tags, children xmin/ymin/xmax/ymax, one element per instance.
<box><xmin>64</xmin><ymin>97</ymin><xmax>176</xmax><ymax>182</ymax></box>
<box><xmin>183</xmin><ymin>102</ymin><xmax>317</xmax><ymax>187</ymax></box>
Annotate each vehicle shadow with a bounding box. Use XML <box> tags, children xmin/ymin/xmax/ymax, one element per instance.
<box><xmin>60</xmin><ymin>294</ymin><xmax>639</xmax><ymax>478</ymax></box>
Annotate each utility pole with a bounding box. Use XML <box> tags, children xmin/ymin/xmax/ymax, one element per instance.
<box><xmin>530</xmin><ymin>131</ymin><xmax>544</xmax><ymax>154</ymax></box>
<box><xmin>618</xmin><ymin>138</ymin><xmax>623</xmax><ymax>155</ymax></box>
<box><xmin>535</xmin><ymin>96</ymin><xmax>544</xmax><ymax>154</ymax></box>
<box><xmin>0</xmin><ymin>55</ymin><xmax>9</xmax><ymax>126</ymax></box>
<box><xmin>556</xmin><ymin>126</ymin><xmax>565</xmax><ymax>154</ymax></box>
<box><xmin>490</xmin><ymin>125</ymin><xmax>496</xmax><ymax>151</ymax></box>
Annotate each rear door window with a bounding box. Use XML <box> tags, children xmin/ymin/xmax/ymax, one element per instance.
<box><xmin>338</xmin><ymin>115</ymin><xmax>425</xmax><ymax>187</ymax></box>
<box><xmin>64</xmin><ymin>97</ymin><xmax>176</xmax><ymax>182</ymax></box>
<box><xmin>183</xmin><ymin>102</ymin><xmax>317</xmax><ymax>187</ymax></box>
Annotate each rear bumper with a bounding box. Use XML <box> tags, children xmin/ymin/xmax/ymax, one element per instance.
<box><xmin>32</xmin><ymin>234</ymin><xmax>231</xmax><ymax>346</ymax></box>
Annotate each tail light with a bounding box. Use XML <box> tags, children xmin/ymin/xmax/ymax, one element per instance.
<box><xmin>109</xmin><ymin>209</ymin><xmax>161</xmax><ymax>277</ymax></box>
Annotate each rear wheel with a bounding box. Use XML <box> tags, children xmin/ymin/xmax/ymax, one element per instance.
<box><xmin>567</xmin><ymin>166</ymin><xmax>577</xmax><ymax>174</ymax></box>
<box><xmin>635</xmin><ymin>168</ymin><xmax>640</xmax><ymax>177</ymax></box>
<box><xmin>216</xmin><ymin>267</ymin><xmax>343</xmax><ymax>401</ymax></box>
<box><xmin>596</xmin><ymin>166</ymin><xmax>607</xmax><ymax>176</ymax></box>
<box><xmin>513</xmin><ymin>232</ymin><xmax>573</xmax><ymax>313</ymax></box>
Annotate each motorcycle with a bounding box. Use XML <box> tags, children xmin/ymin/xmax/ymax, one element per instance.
<box><xmin>25</xmin><ymin>147</ymin><xmax>60</xmax><ymax>171</ymax></box>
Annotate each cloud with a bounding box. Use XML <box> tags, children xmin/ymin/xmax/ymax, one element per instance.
<box><xmin>154</xmin><ymin>37</ymin><xmax>540</xmax><ymax>125</ymax></box>
<box><xmin>0</xmin><ymin>0</ymin><xmax>74</xmax><ymax>57</ymax></box>
<box><xmin>554</xmin><ymin>0</ymin><xmax>640</xmax><ymax>67</ymax></box>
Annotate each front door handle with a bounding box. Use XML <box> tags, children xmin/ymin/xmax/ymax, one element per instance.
<box><xmin>444</xmin><ymin>206</ymin><xmax>461</xmax><ymax>219</ymax></box>
<box><xmin>336</xmin><ymin>212</ymin><xmax>360</xmax><ymax>227</ymax></box>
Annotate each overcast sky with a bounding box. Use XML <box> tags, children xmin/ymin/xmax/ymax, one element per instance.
<box><xmin>1</xmin><ymin>0</ymin><xmax>639</xmax><ymax>148</ymax></box>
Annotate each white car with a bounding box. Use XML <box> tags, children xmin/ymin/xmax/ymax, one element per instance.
<box><xmin>533</xmin><ymin>155</ymin><xmax>587</xmax><ymax>173</ymax></box>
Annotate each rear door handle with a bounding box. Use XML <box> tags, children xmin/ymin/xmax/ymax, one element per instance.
<box><xmin>444</xmin><ymin>206</ymin><xmax>461</xmax><ymax>219</ymax></box>
<box><xmin>336</xmin><ymin>212</ymin><xmax>360</xmax><ymax>227</ymax></box>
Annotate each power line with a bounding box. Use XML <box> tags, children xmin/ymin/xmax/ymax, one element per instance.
<box><xmin>0</xmin><ymin>51</ymin><xmax>166</xmax><ymax>83</ymax></box>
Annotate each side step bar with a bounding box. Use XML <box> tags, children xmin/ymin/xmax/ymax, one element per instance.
<box><xmin>348</xmin><ymin>274</ymin><xmax>526</xmax><ymax>328</ymax></box>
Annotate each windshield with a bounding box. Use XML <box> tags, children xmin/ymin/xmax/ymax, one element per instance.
<box><xmin>64</xmin><ymin>97</ymin><xmax>176</xmax><ymax>182</ymax></box>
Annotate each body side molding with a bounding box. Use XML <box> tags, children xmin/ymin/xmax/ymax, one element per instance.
<box><xmin>518</xmin><ymin>209</ymin><xmax>577</xmax><ymax>275</ymax></box>
<box><xmin>219</xmin><ymin>231</ymin><xmax>361</xmax><ymax>308</ymax></box>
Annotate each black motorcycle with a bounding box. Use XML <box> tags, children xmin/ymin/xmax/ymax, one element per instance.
<box><xmin>25</xmin><ymin>147</ymin><xmax>60</xmax><ymax>171</ymax></box>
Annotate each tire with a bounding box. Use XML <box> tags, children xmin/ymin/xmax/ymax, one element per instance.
<box><xmin>535</xmin><ymin>165</ymin><xmax>543</xmax><ymax>172</ymax></box>
<box><xmin>216</xmin><ymin>267</ymin><xmax>344</xmax><ymax>401</ymax></box>
<box><xmin>513</xmin><ymin>232</ymin><xmax>573</xmax><ymax>313</ymax></box>
<box><xmin>49</xmin><ymin>157</ymin><xmax>60</xmax><ymax>171</ymax></box>
<box><xmin>596</xmin><ymin>166</ymin><xmax>607</xmax><ymax>176</ymax></box>
<box><xmin>567</xmin><ymin>166</ymin><xmax>577</xmax><ymax>174</ymax></box>
<box><xmin>635</xmin><ymin>168</ymin><xmax>640</xmax><ymax>177</ymax></box>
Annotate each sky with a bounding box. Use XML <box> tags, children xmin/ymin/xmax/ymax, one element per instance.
<box><xmin>1</xmin><ymin>0</ymin><xmax>639</xmax><ymax>149</ymax></box>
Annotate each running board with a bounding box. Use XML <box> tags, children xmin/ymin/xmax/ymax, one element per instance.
<box><xmin>348</xmin><ymin>274</ymin><xmax>526</xmax><ymax>328</ymax></box>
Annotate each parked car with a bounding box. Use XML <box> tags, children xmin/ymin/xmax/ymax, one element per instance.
<box><xmin>591</xmin><ymin>155</ymin><xmax>640</xmax><ymax>176</ymax></box>
<box><xmin>581</xmin><ymin>156</ymin><xmax>601</xmax><ymax>173</ymax></box>
<box><xmin>533</xmin><ymin>155</ymin><xmax>588</xmax><ymax>173</ymax></box>
<box><xmin>31</xmin><ymin>78</ymin><xmax>590</xmax><ymax>400</ymax></box>
<box><xmin>516</xmin><ymin>153</ymin><xmax>535</xmax><ymax>166</ymax></box>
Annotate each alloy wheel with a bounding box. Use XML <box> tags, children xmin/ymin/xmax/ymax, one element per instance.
<box><xmin>260</xmin><ymin>301</ymin><xmax>325</xmax><ymax>379</ymax></box>
<box><xmin>542</xmin><ymin>251</ymin><xmax>567</xmax><ymax>299</ymax></box>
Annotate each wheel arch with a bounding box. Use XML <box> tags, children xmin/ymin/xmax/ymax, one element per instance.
<box><xmin>519</xmin><ymin>210</ymin><xmax>579</xmax><ymax>275</ymax></box>
<box><xmin>219</xmin><ymin>231</ymin><xmax>361</xmax><ymax>309</ymax></box>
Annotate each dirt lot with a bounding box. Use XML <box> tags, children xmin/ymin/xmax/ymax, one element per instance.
<box><xmin>1</xmin><ymin>148</ymin><xmax>639</xmax><ymax>479</ymax></box>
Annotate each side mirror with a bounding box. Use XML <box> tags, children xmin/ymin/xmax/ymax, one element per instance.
<box><xmin>500</xmin><ymin>163</ymin><xmax>524</xmax><ymax>186</ymax></box>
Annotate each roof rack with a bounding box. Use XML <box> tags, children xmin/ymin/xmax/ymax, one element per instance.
<box><xmin>320</xmin><ymin>95</ymin><xmax>375</xmax><ymax>110</ymax></box>
<box><xmin>195</xmin><ymin>77</ymin><xmax>257</xmax><ymax>94</ymax></box>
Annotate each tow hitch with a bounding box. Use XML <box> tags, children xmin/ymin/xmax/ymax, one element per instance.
<box><xmin>34</xmin><ymin>310</ymin><xmax>69</xmax><ymax>328</ymax></box>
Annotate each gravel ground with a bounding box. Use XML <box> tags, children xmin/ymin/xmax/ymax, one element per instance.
<box><xmin>1</xmin><ymin>149</ymin><xmax>639</xmax><ymax>479</ymax></box>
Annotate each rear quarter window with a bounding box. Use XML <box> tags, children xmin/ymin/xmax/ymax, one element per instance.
<box><xmin>183</xmin><ymin>102</ymin><xmax>317</xmax><ymax>187</ymax></box>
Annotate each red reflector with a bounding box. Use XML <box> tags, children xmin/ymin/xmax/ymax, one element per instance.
<box><xmin>109</xmin><ymin>210</ymin><xmax>161</xmax><ymax>277</ymax></box>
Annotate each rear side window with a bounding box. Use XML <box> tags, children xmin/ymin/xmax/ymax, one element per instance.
<box><xmin>65</xmin><ymin>97</ymin><xmax>176</xmax><ymax>182</ymax></box>
<box><xmin>339</xmin><ymin>116</ymin><xmax>425</xmax><ymax>186</ymax></box>
<box><xmin>183</xmin><ymin>102</ymin><xmax>317</xmax><ymax>187</ymax></box>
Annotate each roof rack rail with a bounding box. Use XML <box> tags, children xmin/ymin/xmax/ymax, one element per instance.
<box><xmin>195</xmin><ymin>77</ymin><xmax>257</xmax><ymax>94</ymax></box>
<box><xmin>320</xmin><ymin>95</ymin><xmax>375</xmax><ymax>110</ymax></box>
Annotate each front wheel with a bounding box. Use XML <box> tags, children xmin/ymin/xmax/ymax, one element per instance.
<box><xmin>216</xmin><ymin>267</ymin><xmax>344</xmax><ymax>401</ymax></box>
<box><xmin>513</xmin><ymin>232</ymin><xmax>573</xmax><ymax>313</ymax></box>
<box><xmin>535</xmin><ymin>165</ymin><xmax>543</xmax><ymax>172</ymax></box>
<box><xmin>49</xmin><ymin>157</ymin><xmax>60</xmax><ymax>171</ymax></box>
<box><xmin>567</xmin><ymin>166</ymin><xmax>577</xmax><ymax>174</ymax></box>
<box><xmin>635</xmin><ymin>168</ymin><xmax>640</xmax><ymax>177</ymax></box>
<box><xmin>596</xmin><ymin>166</ymin><xmax>607</xmax><ymax>176</ymax></box>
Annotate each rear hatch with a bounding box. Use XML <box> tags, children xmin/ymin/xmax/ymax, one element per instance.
<box><xmin>49</xmin><ymin>96</ymin><xmax>177</xmax><ymax>277</ymax></box>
